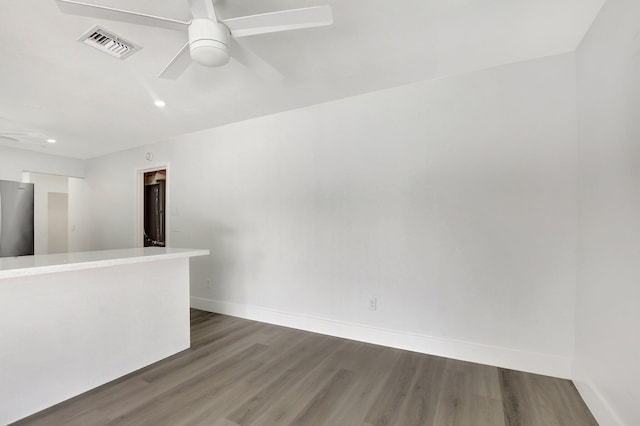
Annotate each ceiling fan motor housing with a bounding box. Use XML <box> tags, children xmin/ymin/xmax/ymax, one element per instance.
<box><xmin>188</xmin><ymin>19</ymin><xmax>231</xmax><ymax>67</ymax></box>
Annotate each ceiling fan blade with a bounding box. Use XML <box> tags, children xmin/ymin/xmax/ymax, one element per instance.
<box><xmin>187</xmin><ymin>0</ymin><xmax>217</xmax><ymax>20</ymax></box>
<box><xmin>159</xmin><ymin>43</ymin><xmax>192</xmax><ymax>80</ymax></box>
<box><xmin>223</xmin><ymin>5</ymin><xmax>332</xmax><ymax>38</ymax></box>
<box><xmin>56</xmin><ymin>0</ymin><xmax>189</xmax><ymax>32</ymax></box>
<box><xmin>230</xmin><ymin>39</ymin><xmax>284</xmax><ymax>81</ymax></box>
<box><xmin>0</xmin><ymin>131</ymin><xmax>37</xmax><ymax>136</ymax></box>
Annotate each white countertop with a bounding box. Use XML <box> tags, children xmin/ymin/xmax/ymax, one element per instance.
<box><xmin>0</xmin><ymin>247</ymin><xmax>210</xmax><ymax>279</ymax></box>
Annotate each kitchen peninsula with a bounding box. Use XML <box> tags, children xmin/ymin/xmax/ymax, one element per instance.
<box><xmin>0</xmin><ymin>247</ymin><xmax>209</xmax><ymax>424</ymax></box>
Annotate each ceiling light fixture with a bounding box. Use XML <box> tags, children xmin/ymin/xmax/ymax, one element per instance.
<box><xmin>154</xmin><ymin>100</ymin><xmax>166</xmax><ymax>108</ymax></box>
<box><xmin>46</xmin><ymin>138</ymin><xmax>56</xmax><ymax>144</ymax></box>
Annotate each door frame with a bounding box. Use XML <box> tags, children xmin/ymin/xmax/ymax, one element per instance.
<box><xmin>135</xmin><ymin>163</ymin><xmax>170</xmax><ymax>248</ymax></box>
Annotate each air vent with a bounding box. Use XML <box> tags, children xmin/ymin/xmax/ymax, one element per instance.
<box><xmin>78</xmin><ymin>25</ymin><xmax>141</xmax><ymax>60</ymax></box>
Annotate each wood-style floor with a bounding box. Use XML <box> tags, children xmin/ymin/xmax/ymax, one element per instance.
<box><xmin>14</xmin><ymin>309</ymin><xmax>597</xmax><ymax>426</ymax></box>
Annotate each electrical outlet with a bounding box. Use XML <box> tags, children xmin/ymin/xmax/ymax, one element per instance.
<box><xmin>206</xmin><ymin>279</ymin><xmax>212</xmax><ymax>289</ymax></box>
<box><xmin>368</xmin><ymin>296</ymin><xmax>377</xmax><ymax>311</ymax></box>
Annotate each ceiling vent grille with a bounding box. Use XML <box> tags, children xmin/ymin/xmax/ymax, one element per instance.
<box><xmin>78</xmin><ymin>25</ymin><xmax>141</xmax><ymax>60</ymax></box>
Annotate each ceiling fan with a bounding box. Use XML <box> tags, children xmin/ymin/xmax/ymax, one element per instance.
<box><xmin>0</xmin><ymin>131</ymin><xmax>51</xmax><ymax>146</ymax></box>
<box><xmin>55</xmin><ymin>0</ymin><xmax>333</xmax><ymax>80</ymax></box>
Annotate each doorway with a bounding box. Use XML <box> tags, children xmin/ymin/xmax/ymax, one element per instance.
<box><xmin>22</xmin><ymin>172</ymin><xmax>69</xmax><ymax>255</ymax></box>
<box><xmin>47</xmin><ymin>192</ymin><xmax>69</xmax><ymax>254</ymax></box>
<box><xmin>141</xmin><ymin>168</ymin><xmax>167</xmax><ymax>247</ymax></box>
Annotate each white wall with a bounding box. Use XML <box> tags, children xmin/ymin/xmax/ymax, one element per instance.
<box><xmin>0</xmin><ymin>145</ymin><xmax>84</xmax><ymax>181</ymax></box>
<box><xmin>68</xmin><ymin>177</ymin><xmax>94</xmax><ymax>253</ymax></box>
<box><xmin>85</xmin><ymin>53</ymin><xmax>579</xmax><ymax>377</ymax></box>
<box><xmin>574</xmin><ymin>0</ymin><xmax>640</xmax><ymax>425</ymax></box>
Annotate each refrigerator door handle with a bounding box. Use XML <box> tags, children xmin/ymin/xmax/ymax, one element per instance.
<box><xmin>0</xmin><ymin>191</ymin><xmax>3</xmax><ymax>243</ymax></box>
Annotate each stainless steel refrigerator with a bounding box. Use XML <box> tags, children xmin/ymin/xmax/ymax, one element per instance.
<box><xmin>0</xmin><ymin>180</ymin><xmax>34</xmax><ymax>257</ymax></box>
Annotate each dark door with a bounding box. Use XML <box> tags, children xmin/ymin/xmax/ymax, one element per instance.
<box><xmin>144</xmin><ymin>179</ymin><xmax>165</xmax><ymax>247</ymax></box>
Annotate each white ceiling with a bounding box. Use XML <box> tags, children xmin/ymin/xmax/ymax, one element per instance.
<box><xmin>0</xmin><ymin>0</ymin><xmax>604</xmax><ymax>159</ymax></box>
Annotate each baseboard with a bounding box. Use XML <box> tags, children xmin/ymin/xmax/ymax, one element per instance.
<box><xmin>191</xmin><ymin>297</ymin><xmax>573</xmax><ymax>379</ymax></box>
<box><xmin>573</xmin><ymin>364</ymin><xmax>625</xmax><ymax>426</ymax></box>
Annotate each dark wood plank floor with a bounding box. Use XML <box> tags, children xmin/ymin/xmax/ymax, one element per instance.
<box><xmin>13</xmin><ymin>309</ymin><xmax>597</xmax><ymax>426</ymax></box>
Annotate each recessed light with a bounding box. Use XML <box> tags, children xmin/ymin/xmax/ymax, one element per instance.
<box><xmin>46</xmin><ymin>139</ymin><xmax>56</xmax><ymax>144</ymax></box>
<box><xmin>154</xmin><ymin>100</ymin><xmax>166</xmax><ymax>108</ymax></box>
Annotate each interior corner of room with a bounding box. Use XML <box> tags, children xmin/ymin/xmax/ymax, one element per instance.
<box><xmin>1</xmin><ymin>0</ymin><xmax>638</xmax><ymax>424</ymax></box>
